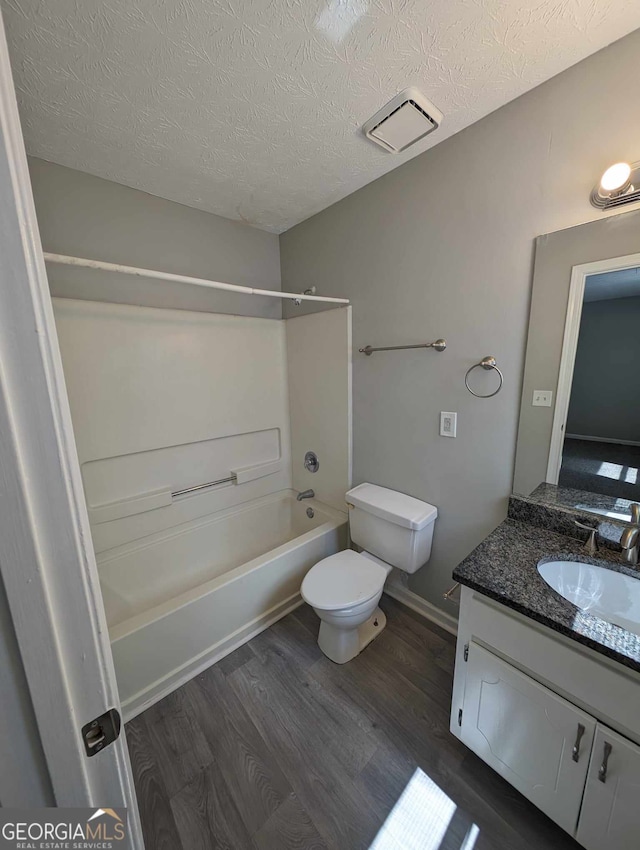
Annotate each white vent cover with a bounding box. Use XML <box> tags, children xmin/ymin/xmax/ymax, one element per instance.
<box><xmin>362</xmin><ymin>87</ymin><xmax>443</xmax><ymax>153</ymax></box>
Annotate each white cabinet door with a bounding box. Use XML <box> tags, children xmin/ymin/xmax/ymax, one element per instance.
<box><xmin>576</xmin><ymin>725</ymin><xmax>640</xmax><ymax>850</ymax></box>
<box><xmin>460</xmin><ymin>642</ymin><xmax>595</xmax><ymax>835</ymax></box>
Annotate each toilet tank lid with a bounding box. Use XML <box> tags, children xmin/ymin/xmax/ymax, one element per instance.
<box><xmin>346</xmin><ymin>483</ymin><xmax>437</xmax><ymax>530</ymax></box>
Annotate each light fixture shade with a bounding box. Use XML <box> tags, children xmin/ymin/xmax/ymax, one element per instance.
<box><xmin>600</xmin><ymin>162</ymin><xmax>631</xmax><ymax>192</ymax></box>
<box><xmin>591</xmin><ymin>160</ymin><xmax>639</xmax><ymax>209</ymax></box>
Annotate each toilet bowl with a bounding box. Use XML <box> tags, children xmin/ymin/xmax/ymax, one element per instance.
<box><xmin>301</xmin><ymin>483</ymin><xmax>438</xmax><ymax>664</ymax></box>
<box><xmin>301</xmin><ymin>549</ymin><xmax>391</xmax><ymax>664</ymax></box>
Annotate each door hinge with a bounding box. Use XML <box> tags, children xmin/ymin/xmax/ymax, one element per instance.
<box><xmin>81</xmin><ymin>708</ymin><xmax>121</xmax><ymax>757</ymax></box>
<box><xmin>463</xmin><ymin>643</ymin><xmax>469</xmax><ymax>662</ymax></box>
<box><xmin>458</xmin><ymin>708</ymin><xmax>463</xmax><ymax>726</ymax></box>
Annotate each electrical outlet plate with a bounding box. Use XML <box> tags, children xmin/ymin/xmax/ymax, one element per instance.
<box><xmin>440</xmin><ymin>411</ymin><xmax>457</xmax><ymax>438</ymax></box>
<box><xmin>532</xmin><ymin>390</ymin><xmax>553</xmax><ymax>407</ymax></box>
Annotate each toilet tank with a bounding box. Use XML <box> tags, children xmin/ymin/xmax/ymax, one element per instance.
<box><xmin>346</xmin><ymin>483</ymin><xmax>438</xmax><ymax>574</ymax></box>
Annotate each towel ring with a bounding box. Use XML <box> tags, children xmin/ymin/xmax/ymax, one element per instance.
<box><xmin>465</xmin><ymin>356</ymin><xmax>503</xmax><ymax>398</ymax></box>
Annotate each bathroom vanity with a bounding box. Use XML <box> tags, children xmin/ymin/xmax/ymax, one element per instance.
<box><xmin>484</xmin><ymin>211</ymin><xmax>640</xmax><ymax>847</ymax></box>
<box><xmin>450</xmin><ymin>494</ymin><xmax>640</xmax><ymax>849</ymax></box>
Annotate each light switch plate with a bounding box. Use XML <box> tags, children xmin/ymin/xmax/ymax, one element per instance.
<box><xmin>440</xmin><ymin>411</ymin><xmax>457</xmax><ymax>437</ymax></box>
<box><xmin>532</xmin><ymin>390</ymin><xmax>553</xmax><ymax>407</ymax></box>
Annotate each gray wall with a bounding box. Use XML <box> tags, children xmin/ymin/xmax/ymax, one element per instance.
<box><xmin>566</xmin><ymin>296</ymin><xmax>640</xmax><ymax>443</ymax></box>
<box><xmin>28</xmin><ymin>157</ymin><xmax>282</xmax><ymax>318</ymax></box>
<box><xmin>514</xmin><ymin>209</ymin><xmax>640</xmax><ymax>497</ymax></box>
<box><xmin>280</xmin><ymin>29</ymin><xmax>640</xmax><ymax>613</ymax></box>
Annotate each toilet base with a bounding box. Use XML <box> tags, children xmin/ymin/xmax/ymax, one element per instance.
<box><xmin>317</xmin><ymin>607</ymin><xmax>387</xmax><ymax>664</ymax></box>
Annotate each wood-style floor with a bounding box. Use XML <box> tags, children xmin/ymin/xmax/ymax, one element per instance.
<box><xmin>126</xmin><ymin>595</ymin><xmax>581</xmax><ymax>850</ymax></box>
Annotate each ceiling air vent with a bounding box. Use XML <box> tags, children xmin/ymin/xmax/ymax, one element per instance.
<box><xmin>362</xmin><ymin>87</ymin><xmax>443</xmax><ymax>154</ymax></box>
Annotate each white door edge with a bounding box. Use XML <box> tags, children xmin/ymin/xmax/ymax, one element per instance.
<box><xmin>0</xmin><ymin>13</ymin><xmax>143</xmax><ymax>845</ymax></box>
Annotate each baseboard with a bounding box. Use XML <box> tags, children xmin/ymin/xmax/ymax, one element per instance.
<box><xmin>565</xmin><ymin>433</ymin><xmax>640</xmax><ymax>447</ymax></box>
<box><xmin>384</xmin><ymin>583</ymin><xmax>458</xmax><ymax>636</ymax></box>
<box><xmin>120</xmin><ymin>593</ymin><xmax>304</xmax><ymax>722</ymax></box>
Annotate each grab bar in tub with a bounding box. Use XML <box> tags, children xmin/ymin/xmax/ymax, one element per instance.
<box><xmin>171</xmin><ymin>460</ymin><xmax>283</xmax><ymax>497</ymax></box>
<box><xmin>88</xmin><ymin>461</ymin><xmax>285</xmax><ymax>523</ymax></box>
<box><xmin>172</xmin><ymin>474</ymin><xmax>237</xmax><ymax>497</ymax></box>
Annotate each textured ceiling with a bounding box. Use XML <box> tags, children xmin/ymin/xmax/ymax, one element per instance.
<box><xmin>585</xmin><ymin>267</ymin><xmax>640</xmax><ymax>302</ymax></box>
<box><xmin>4</xmin><ymin>0</ymin><xmax>640</xmax><ymax>233</ymax></box>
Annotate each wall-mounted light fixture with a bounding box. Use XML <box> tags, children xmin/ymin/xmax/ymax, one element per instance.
<box><xmin>591</xmin><ymin>161</ymin><xmax>640</xmax><ymax>209</ymax></box>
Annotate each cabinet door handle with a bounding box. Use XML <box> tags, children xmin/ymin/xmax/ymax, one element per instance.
<box><xmin>572</xmin><ymin>723</ymin><xmax>586</xmax><ymax>762</ymax></box>
<box><xmin>598</xmin><ymin>741</ymin><xmax>613</xmax><ymax>783</ymax></box>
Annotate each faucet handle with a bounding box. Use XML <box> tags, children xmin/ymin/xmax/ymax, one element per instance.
<box><xmin>630</xmin><ymin>503</ymin><xmax>640</xmax><ymax>524</ymax></box>
<box><xmin>574</xmin><ymin>520</ymin><xmax>598</xmax><ymax>555</ymax></box>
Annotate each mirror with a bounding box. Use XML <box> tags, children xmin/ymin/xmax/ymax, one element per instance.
<box><xmin>555</xmin><ymin>265</ymin><xmax>640</xmax><ymax>500</ymax></box>
<box><xmin>513</xmin><ymin>208</ymin><xmax>640</xmax><ymax>520</ymax></box>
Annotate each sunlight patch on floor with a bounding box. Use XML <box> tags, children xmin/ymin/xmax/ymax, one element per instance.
<box><xmin>596</xmin><ymin>461</ymin><xmax>638</xmax><ymax>484</ymax></box>
<box><xmin>369</xmin><ymin>768</ymin><xmax>479</xmax><ymax>850</ymax></box>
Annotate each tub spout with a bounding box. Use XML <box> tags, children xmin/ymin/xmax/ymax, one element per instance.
<box><xmin>297</xmin><ymin>489</ymin><xmax>315</xmax><ymax>501</ymax></box>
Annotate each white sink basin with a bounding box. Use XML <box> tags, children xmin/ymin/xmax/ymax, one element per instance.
<box><xmin>537</xmin><ymin>560</ymin><xmax>640</xmax><ymax>638</ymax></box>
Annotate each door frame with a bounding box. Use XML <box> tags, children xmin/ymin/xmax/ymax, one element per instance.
<box><xmin>0</xmin><ymin>16</ymin><xmax>143</xmax><ymax>843</ymax></box>
<box><xmin>546</xmin><ymin>250</ymin><xmax>640</xmax><ymax>484</ymax></box>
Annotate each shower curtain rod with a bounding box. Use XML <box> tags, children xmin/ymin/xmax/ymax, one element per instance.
<box><xmin>43</xmin><ymin>253</ymin><xmax>350</xmax><ymax>305</ymax></box>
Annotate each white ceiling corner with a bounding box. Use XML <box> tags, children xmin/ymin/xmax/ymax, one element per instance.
<box><xmin>3</xmin><ymin>0</ymin><xmax>640</xmax><ymax>233</ymax></box>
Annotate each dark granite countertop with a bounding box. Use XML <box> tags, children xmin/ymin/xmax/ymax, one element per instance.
<box><xmin>524</xmin><ymin>482</ymin><xmax>636</xmax><ymax>521</ymax></box>
<box><xmin>453</xmin><ymin>518</ymin><xmax>640</xmax><ymax>675</ymax></box>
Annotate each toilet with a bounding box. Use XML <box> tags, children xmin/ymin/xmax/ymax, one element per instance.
<box><xmin>301</xmin><ymin>483</ymin><xmax>437</xmax><ymax>663</ymax></box>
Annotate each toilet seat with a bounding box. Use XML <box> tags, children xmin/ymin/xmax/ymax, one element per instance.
<box><xmin>301</xmin><ymin>550</ymin><xmax>388</xmax><ymax>611</ymax></box>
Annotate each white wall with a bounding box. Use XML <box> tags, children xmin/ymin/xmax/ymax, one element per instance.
<box><xmin>279</xmin><ymin>28</ymin><xmax>640</xmax><ymax>614</ymax></box>
<box><xmin>286</xmin><ymin>307</ymin><xmax>352</xmax><ymax>511</ymax></box>
<box><xmin>53</xmin><ymin>299</ymin><xmax>292</xmax><ymax>555</ymax></box>
<box><xmin>29</xmin><ymin>157</ymin><xmax>282</xmax><ymax>318</ymax></box>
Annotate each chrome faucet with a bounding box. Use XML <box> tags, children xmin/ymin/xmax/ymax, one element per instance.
<box><xmin>620</xmin><ymin>503</ymin><xmax>640</xmax><ymax>566</ymax></box>
<box><xmin>297</xmin><ymin>489</ymin><xmax>315</xmax><ymax>501</ymax></box>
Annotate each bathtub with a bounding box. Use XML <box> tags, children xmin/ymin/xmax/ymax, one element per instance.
<box><xmin>100</xmin><ymin>490</ymin><xmax>347</xmax><ymax>719</ymax></box>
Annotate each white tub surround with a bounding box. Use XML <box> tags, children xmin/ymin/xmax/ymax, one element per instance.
<box><xmin>110</xmin><ymin>492</ymin><xmax>347</xmax><ymax>719</ymax></box>
<box><xmin>53</xmin><ymin>299</ymin><xmax>293</xmax><ymax>549</ymax></box>
<box><xmin>53</xmin><ymin>297</ymin><xmax>352</xmax><ymax>714</ymax></box>
<box><xmin>286</xmin><ymin>306</ymin><xmax>352</xmax><ymax>512</ymax></box>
